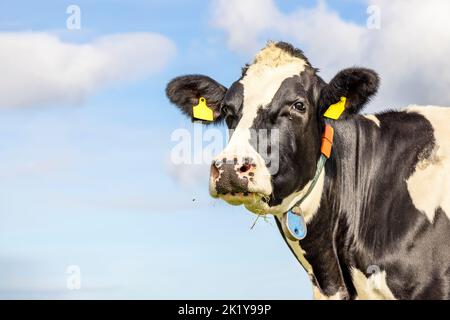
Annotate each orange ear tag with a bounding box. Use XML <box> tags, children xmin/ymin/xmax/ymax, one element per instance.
<box><xmin>321</xmin><ymin>125</ymin><xmax>334</xmax><ymax>158</ymax></box>
<box><xmin>193</xmin><ymin>97</ymin><xmax>214</xmax><ymax>121</ymax></box>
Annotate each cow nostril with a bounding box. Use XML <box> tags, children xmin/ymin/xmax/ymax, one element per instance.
<box><xmin>239</xmin><ymin>164</ymin><xmax>252</xmax><ymax>173</ymax></box>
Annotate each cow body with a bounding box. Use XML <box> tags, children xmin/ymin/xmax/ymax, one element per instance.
<box><xmin>166</xmin><ymin>41</ymin><xmax>450</xmax><ymax>299</ymax></box>
<box><xmin>275</xmin><ymin>107</ymin><xmax>450</xmax><ymax>299</ymax></box>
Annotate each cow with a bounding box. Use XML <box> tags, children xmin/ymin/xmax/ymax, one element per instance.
<box><xmin>166</xmin><ymin>41</ymin><xmax>450</xmax><ymax>300</ymax></box>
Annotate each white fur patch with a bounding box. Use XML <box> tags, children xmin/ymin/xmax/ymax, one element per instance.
<box><xmin>351</xmin><ymin>268</ymin><xmax>396</xmax><ymax>300</ymax></box>
<box><xmin>313</xmin><ymin>286</ymin><xmax>346</xmax><ymax>300</ymax></box>
<box><xmin>363</xmin><ymin>114</ymin><xmax>381</xmax><ymax>127</ymax></box>
<box><xmin>405</xmin><ymin>106</ymin><xmax>450</xmax><ymax>222</ymax></box>
<box><xmin>240</xmin><ymin>43</ymin><xmax>307</xmax><ymax>123</ymax></box>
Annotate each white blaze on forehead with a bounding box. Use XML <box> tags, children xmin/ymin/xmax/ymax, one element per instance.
<box><xmin>235</xmin><ymin>42</ymin><xmax>307</xmax><ymax>142</ymax></box>
<box><xmin>216</xmin><ymin>43</ymin><xmax>308</xmax><ymax>197</ymax></box>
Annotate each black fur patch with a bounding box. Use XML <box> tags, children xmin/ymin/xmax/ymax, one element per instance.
<box><xmin>319</xmin><ymin>68</ymin><xmax>379</xmax><ymax>117</ymax></box>
<box><xmin>166</xmin><ymin>75</ymin><xmax>227</xmax><ymax>124</ymax></box>
<box><xmin>215</xmin><ymin>162</ymin><xmax>249</xmax><ymax>195</ymax></box>
<box><xmin>247</xmin><ymin>75</ymin><xmax>322</xmax><ymax>206</ymax></box>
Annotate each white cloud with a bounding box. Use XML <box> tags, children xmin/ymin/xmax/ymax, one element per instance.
<box><xmin>211</xmin><ymin>0</ymin><xmax>450</xmax><ymax>111</ymax></box>
<box><xmin>211</xmin><ymin>0</ymin><xmax>281</xmax><ymax>54</ymax></box>
<box><xmin>0</xmin><ymin>32</ymin><xmax>176</xmax><ymax>108</ymax></box>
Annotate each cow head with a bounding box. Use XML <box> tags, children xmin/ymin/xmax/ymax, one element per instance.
<box><xmin>166</xmin><ymin>42</ymin><xmax>379</xmax><ymax>215</ymax></box>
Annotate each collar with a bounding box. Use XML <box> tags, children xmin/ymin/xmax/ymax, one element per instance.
<box><xmin>281</xmin><ymin>124</ymin><xmax>334</xmax><ymax>241</ymax></box>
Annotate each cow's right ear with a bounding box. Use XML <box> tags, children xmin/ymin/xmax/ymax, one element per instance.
<box><xmin>166</xmin><ymin>75</ymin><xmax>227</xmax><ymax>123</ymax></box>
<box><xmin>318</xmin><ymin>68</ymin><xmax>379</xmax><ymax>118</ymax></box>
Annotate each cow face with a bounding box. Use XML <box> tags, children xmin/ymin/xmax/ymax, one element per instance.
<box><xmin>166</xmin><ymin>42</ymin><xmax>379</xmax><ymax>215</ymax></box>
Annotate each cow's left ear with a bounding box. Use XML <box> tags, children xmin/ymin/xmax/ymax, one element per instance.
<box><xmin>319</xmin><ymin>68</ymin><xmax>379</xmax><ymax>117</ymax></box>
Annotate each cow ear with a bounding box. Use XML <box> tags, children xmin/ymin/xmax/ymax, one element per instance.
<box><xmin>166</xmin><ymin>75</ymin><xmax>227</xmax><ymax>123</ymax></box>
<box><xmin>319</xmin><ymin>68</ymin><xmax>379</xmax><ymax>117</ymax></box>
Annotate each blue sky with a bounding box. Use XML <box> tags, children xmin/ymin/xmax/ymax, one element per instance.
<box><xmin>0</xmin><ymin>0</ymin><xmax>449</xmax><ymax>299</ymax></box>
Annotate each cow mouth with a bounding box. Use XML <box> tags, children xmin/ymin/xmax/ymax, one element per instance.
<box><xmin>216</xmin><ymin>192</ymin><xmax>271</xmax><ymax>215</ymax></box>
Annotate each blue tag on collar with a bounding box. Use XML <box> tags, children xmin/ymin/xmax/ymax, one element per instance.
<box><xmin>282</xmin><ymin>209</ymin><xmax>307</xmax><ymax>241</ymax></box>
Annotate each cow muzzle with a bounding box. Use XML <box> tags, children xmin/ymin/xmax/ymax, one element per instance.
<box><xmin>209</xmin><ymin>155</ymin><xmax>272</xmax><ymax>214</ymax></box>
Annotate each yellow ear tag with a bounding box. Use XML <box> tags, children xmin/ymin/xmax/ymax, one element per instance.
<box><xmin>323</xmin><ymin>96</ymin><xmax>347</xmax><ymax>120</ymax></box>
<box><xmin>193</xmin><ymin>97</ymin><xmax>214</xmax><ymax>121</ymax></box>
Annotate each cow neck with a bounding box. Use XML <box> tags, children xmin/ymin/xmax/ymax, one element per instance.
<box><xmin>281</xmin><ymin>124</ymin><xmax>334</xmax><ymax>241</ymax></box>
<box><xmin>291</xmin><ymin>124</ymin><xmax>334</xmax><ymax>213</ymax></box>
<box><xmin>281</xmin><ymin>94</ymin><xmax>345</xmax><ymax>241</ymax></box>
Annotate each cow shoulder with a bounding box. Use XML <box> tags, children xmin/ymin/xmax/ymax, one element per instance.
<box><xmin>405</xmin><ymin>106</ymin><xmax>450</xmax><ymax>222</ymax></box>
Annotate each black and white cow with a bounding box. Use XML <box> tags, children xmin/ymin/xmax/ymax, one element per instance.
<box><xmin>166</xmin><ymin>41</ymin><xmax>450</xmax><ymax>300</ymax></box>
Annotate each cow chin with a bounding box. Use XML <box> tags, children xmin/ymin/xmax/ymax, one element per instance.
<box><xmin>218</xmin><ymin>192</ymin><xmax>271</xmax><ymax>215</ymax></box>
<box><xmin>209</xmin><ymin>169</ymin><xmax>273</xmax><ymax>215</ymax></box>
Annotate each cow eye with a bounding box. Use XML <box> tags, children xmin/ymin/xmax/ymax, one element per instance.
<box><xmin>292</xmin><ymin>101</ymin><xmax>306</xmax><ymax>112</ymax></box>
